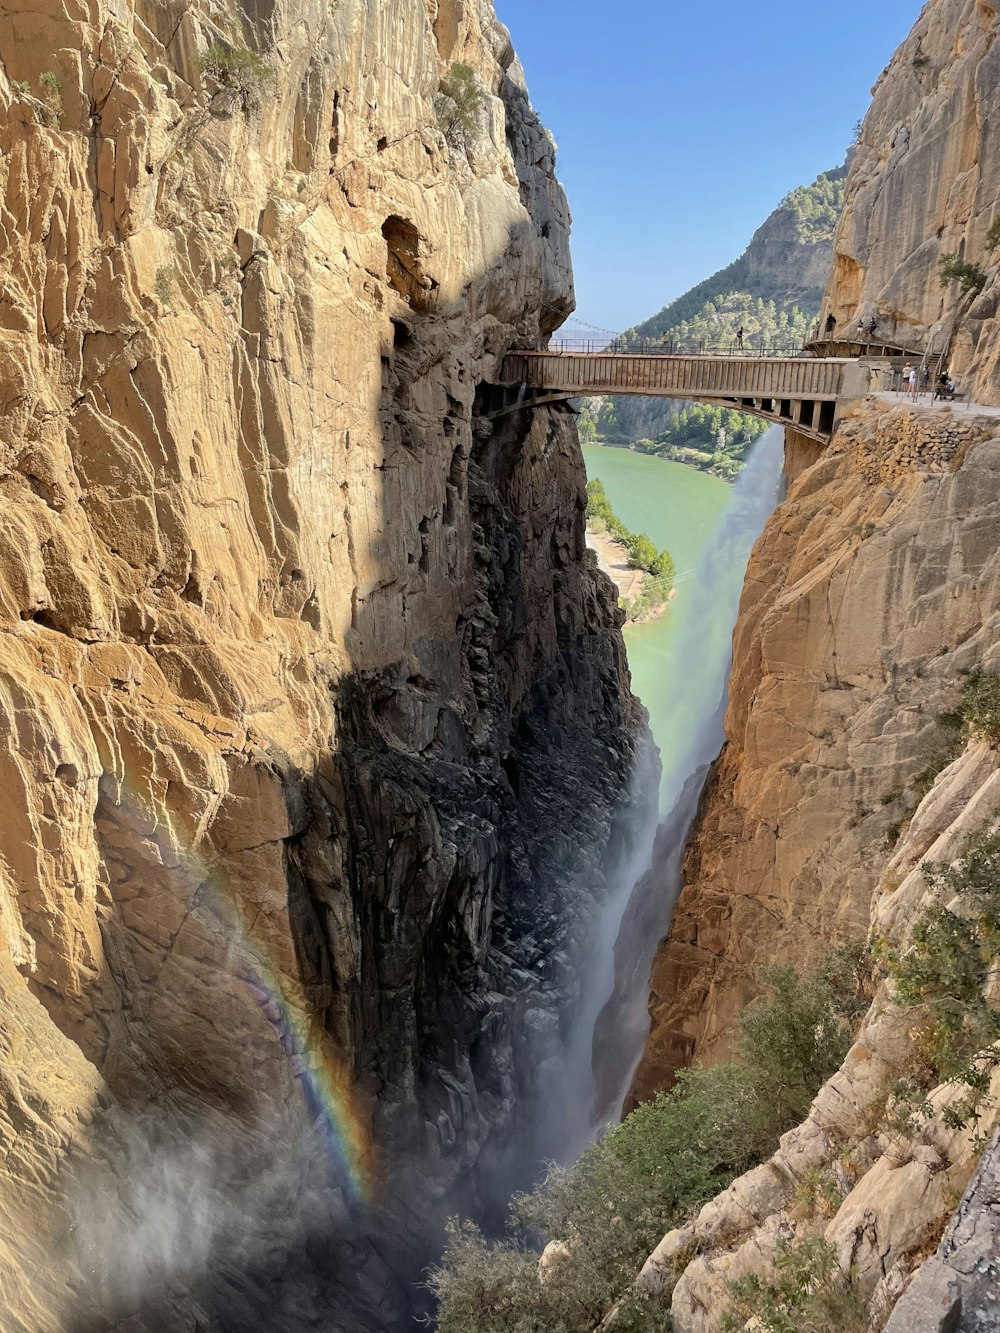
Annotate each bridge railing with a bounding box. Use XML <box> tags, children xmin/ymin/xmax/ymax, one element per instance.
<box><xmin>546</xmin><ymin>336</ymin><xmax>816</xmax><ymax>358</ymax></box>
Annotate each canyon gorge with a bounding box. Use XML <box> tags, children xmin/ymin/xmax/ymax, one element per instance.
<box><xmin>1</xmin><ymin>0</ymin><xmax>1000</xmax><ymax>1331</ymax></box>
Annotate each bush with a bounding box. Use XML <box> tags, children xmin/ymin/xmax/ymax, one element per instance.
<box><xmin>154</xmin><ymin>264</ymin><xmax>178</xmax><ymax>307</ymax></box>
<box><xmin>956</xmin><ymin>670</ymin><xmax>1000</xmax><ymax>745</ymax></box>
<box><xmin>883</xmin><ymin>826</ymin><xmax>1000</xmax><ymax>1125</ymax></box>
<box><xmin>199</xmin><ymin>40</ymin><xmax>273</xmax><ymax>109</ymax></box>
<box><xmin>38</xmin><ymin>70</ymin><xmax>61</xmax><ymax>126</ymax></box>
<box><xmin>986</xmin><ymin>218</ymin><xmax>1000</xmax><ymax>253</ymax></box>
<box><xmin>722</xmin><ymin>1236</ymin><xmax>864</xmax><ymax>1333</ymax></box>
<box><xmin>737</xmin><ymin>960</ymin><xmax>860</xmax><ymax>1133</ymax></box>
<box><xmin>434</xmin><ymin>62</ymin><xmax>482</xmax><ymax>145</ymax></box>
<box><xmin>625</xmin><ymin>532</ymin><xmax>659</xmax><ymax>572</ymax></box>
<box><xmin>650</xmin><ymin>550</ymin><xmax>675</xmax><ymax>585</ymax></box>
<box><xmin>939</xmin><ymin>253</ymin><xmax>987</xmax><ymax>293</ymax></box>
<box><xmin>429</xmin><ymin>953</ymin><xmax>865</xmax><ymax>1331</ymax></box>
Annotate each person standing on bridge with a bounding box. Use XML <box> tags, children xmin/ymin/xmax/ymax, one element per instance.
<box><xmin>736</xmin><ymin>325</ymin><xmax>745</xmax><ymax>351</ymax></box>
<box><xmin>825</xmin><ymin>313</ymin><xmax>836</xmax><ymax>338</ymax></box>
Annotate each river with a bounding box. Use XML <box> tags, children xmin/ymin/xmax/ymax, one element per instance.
<box><xmin>581</xmin><ymin>445</ymin><xmax>732</xmax><ymax>807</ymax></box>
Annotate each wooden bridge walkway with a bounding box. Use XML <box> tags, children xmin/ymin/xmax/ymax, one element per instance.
<box><xmin>498</xmin><ymin>350</ymin><xmax>880</xmax><ymax>444</ymax></box>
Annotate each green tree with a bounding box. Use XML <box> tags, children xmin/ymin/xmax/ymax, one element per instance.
<box><xmin>625</xmin><ymin>533</ymin><xmax>659</xmax><ymax>572</ymax></box>
<box><xmin>435</xmin><ymin>62</ymin><xmax>482</xmax><ymax>145</ymax></box>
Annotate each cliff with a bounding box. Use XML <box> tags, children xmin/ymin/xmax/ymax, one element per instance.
<box><xmin>0</xmin><ymin>2</ymin><xmax>645</xmax><ymax>1329</ymax></box>
<box><xmin>824</xmin><ymin>0</ymin><xmax>1000</xmax><ymax>397</ymax></box>
<box><xmin>632</xmin><ymin>402</ymin><xmax>1000</xmax><ymax>1100</ymax></box>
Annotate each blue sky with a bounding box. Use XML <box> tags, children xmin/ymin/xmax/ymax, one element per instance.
<box><xmin>494</xmin><ymin>0</ymin><xmax>924</xmax><ymax>332</ymax></box>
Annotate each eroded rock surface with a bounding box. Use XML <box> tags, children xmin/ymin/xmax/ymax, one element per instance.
<box><xmin>824</xmin><ymin>0</ymin><xmax>1000</xmax><ymax>400</ymax></box>
<box><xmin>633</xmin><ymin>401</ymin><xmax>1000</xmax><ymax>1101</ymax></box>
<box><xmin>0</xmin><ymin>1</ymin><xmax>645</xmax><ymax>1328</ymax></box>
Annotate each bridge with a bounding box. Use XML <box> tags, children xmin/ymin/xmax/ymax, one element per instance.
<box><xmin>497</xmin><ymin>348</ymin><xmax>882</xmax><ymax>444</ymax></box>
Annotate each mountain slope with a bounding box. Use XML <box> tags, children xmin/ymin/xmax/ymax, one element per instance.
<box><xmin>591</xmin><ymin>167</ymin><xmax>846</xmax><ymax>452</ymax></box>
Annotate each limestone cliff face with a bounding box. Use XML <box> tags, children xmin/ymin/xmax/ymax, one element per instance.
<box><xmin>633</xmin><ymin>400</ymin><xmax>1000</xmax><ymax>1098</ymax></box>
<box><xmin>824</xmin><ymin>0</ymin><xmax>1000</xmax><ymax>399</ymax></box>
<box><xmin>0</xmin><ymin>2</ymin><xmax>644</xmax><ymax>1328</ymax></box>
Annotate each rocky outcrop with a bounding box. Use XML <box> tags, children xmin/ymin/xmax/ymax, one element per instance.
<box><xmin>0</xmin><ymin>2</ymin><xmax>645</xmax><ymax>1328</ymax></box>
<box><xmin>824</xmin><ymin>0</ymin><xmax>1000</xmax><ymax>399</ymax></box>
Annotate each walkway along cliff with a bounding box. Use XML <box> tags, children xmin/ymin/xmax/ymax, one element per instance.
<box><xmin>625</xmin><ymin>1</ymin><xmax>1000</xmax><ymax>1327</ymax></box>
<box><xmin>0</xmin><ymin>1</ymin><xmax>649</xmax><ymax>1329</ymax></box>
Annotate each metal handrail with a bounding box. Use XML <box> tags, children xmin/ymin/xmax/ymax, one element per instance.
<box><xmin>542</xmin><ymin>335</ymin><xmax>949</xmax><ymax>364</ymax></box>
<box><xmin>545</xmin><ymin>337</ymin><xmax>819</xmax><ymax>358</ymax></box>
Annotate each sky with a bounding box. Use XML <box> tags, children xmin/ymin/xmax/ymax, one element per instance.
<box><xmin>494</xmin><ymin>0</ymin><xmax>925</xmax><ymax>333</ymax></box>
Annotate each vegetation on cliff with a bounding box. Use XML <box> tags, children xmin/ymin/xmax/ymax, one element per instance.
<box><xmin>585</xmin><ymin>480</ymin><xmax>675</xmax><ymax>621</ymax></box>
<box><xmin>882</xmin><ymin>818</ymin><xmax>1000</xmax><ymax>1142</ymax></box>
<box><xmin>429</xmin><ymin>953</ymin><xmax>868</xmax><ymax>1332</ymax></box>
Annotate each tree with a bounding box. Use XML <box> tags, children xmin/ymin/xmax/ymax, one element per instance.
<box><xmin>625</xmin><ymin>533</ymin><xmax>659</xmax><ymax>572</ymax></box>
<box><xmin>435</xmin><ymin>63</ymin><xmax>483</xmax><ymax>145</ymax></box>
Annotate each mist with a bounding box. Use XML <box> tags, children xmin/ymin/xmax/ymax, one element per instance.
<box><xmin>553</xmin><ymin>427</ymin><xmax>786</xmax><ymax>1144</ymax></box>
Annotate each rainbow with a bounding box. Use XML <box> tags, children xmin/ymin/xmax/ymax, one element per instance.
<box><xmin>106</xmin><ymin>778</ymin><xmax>375</xmax><ymax>1209</ymax></box>
<box><xmin>199</xmin><ymin>878</ymin><xmax>375</xmax><ymax>1210</ymax></box>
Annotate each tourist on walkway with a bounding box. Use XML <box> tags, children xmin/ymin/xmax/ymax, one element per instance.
<box><xmin>908</xmin><ymin>363</ymin><xmax>919</xmax><ymax>400</ymax></box>
<box><xmin>736</xmin><ymin>326</ymin><xmax>744</xmax><ymax>351</ymax></box>
<box><xmin>868</xmin><ymin>316</ymin><xmax>879</xmax><ymax>338</ymax></box>
<box><xmin>825</xmin><ymin>312</ymin><xmax>836</xmax><ymax>338</ymax></box>
<box><xmin>900</xmin><ymin>361</ymin><xmax>913</xmax><ymax>395</ymax></box>
<box><xmin>856</xmin><ymin>319</ymin><xmax>866</xmax><ymax>341</ymax></box>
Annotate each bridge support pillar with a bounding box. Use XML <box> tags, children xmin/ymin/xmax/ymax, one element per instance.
<box><xmin>784</xmin><ymin>427</ymin><xmax>826</xmax><ymax>485</ymax></box>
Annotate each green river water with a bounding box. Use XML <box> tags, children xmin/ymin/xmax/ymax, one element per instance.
<box><xmin>581</xmin><ymin>445</ymin><xmax>732</xmax><ymax>801</ymax></box>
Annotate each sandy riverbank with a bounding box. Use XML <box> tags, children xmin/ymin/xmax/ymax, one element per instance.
<box><xmin>586</xmin><ymin>526</ymin><xmax>674</xmax><ymax>624</ymax></box>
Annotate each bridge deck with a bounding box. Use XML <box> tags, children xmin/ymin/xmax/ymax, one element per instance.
<box><xmin>501</xmin><ymin>351</ymin><xmax>848</xmax><ymax>400</ymax></box>
<box><xmin>498</xmin><ymin>351</ymin><xmax>874</xmax><ymax>443</ymax></box>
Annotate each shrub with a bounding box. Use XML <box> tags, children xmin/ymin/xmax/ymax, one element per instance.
<box><xmin>429</xmin><ymin>953</ymin><xmax>864</xmax><ymax>1331</ymax></box>
<box><xmin>986</xmin><ymin>218</ymin><xmax>1000</xmax><ymax>253</ymax></box>
<box><xmin>38</xmin><ymin>70</ymin><xmax>62</xmax><ymax>126</ymax></box>
<box><xmin>939</xmin><ymin>253</ymin><xmax>987</xmax><ymax>293</ymax></box>
<box><xmin>883</xmin><ymin>826</ymin><xmax>1000</xmax><ymax>1134</ymax></box>
<box><xmin>625</xmin><ymin>532</ymin><xmax>659</xmax><ymax>572</ymax></box>
<box><xmin>434</xmin><ymin>62</ymin><xmax>482</xmax><ymax>145</ymax></box>
<box><xmin>154</xmin><ymin>264</ymin><xmax>178</xmax><ymax>307</ymax></box>
<box><xmin>650</xmin><ymin>549</ymin><xmax>675</xmax><ymax>586</ymax></box>
<box><xmin>199</xmin><ymin>40</ymin><xmax>273</xmax><ymax>109</ymax></box>
<box><xmin>956</xmin><ymin>670</ymin><xmax>1000</xmax><ymax>745</ymax></box>
<box><xmin>722</xmin><ymin>1236</ymin><xmax>864</xmax><ymax>1333</ymax></box>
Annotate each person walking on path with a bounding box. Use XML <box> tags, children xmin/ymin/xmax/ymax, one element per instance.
<box><xmin>825</xmin><ymin>312</ymin><xmax>836</xmax><ymax>338</ymax></box>
<box><xmin>735</xmin><ymin>325</ymin><xmax>744</xmax><ymax>351</ymax></box>
<box><xmin>908</xmin><ymin>362</ymin><xmax>919</xmax><ymax>400</ymax></box>
<box><xmin>900</xmin><ymin>361</ymin><xmax>913</xmax><ymax>396</ymax></box>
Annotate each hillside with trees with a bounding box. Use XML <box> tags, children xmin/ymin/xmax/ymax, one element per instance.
<box><xmin>589</xmin><ymin>166</ymin><xmax>846</xmax><ymax>470</ymax></box>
